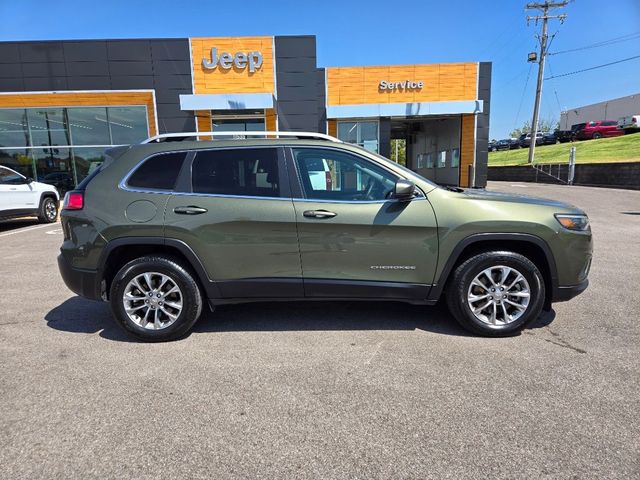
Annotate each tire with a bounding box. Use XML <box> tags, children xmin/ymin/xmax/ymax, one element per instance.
<box><xmin>445</xmin><ymin>251</ymin><xmax>545</xmax><ymax>336</ymax></box>
<box><xmin>38</xmin><ymin>196</ymin><xmax>58</xmax><ymax>223</ymax></box>
<box><xmin>109</xmin><ymin>256</ymin><xmax>203</xmax><ymax>342</ymax></box>
<box><xmin>593</xmin><ymin>132</ymin><xmax>602</xmax><ymax>139</ymax></box>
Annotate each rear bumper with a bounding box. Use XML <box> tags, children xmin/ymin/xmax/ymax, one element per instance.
<box><xmin>552</xmin><ymin>279</ymin><xmax>589</xmax><ymax>303</ymax></box>
<box><xmin>57</xmin><ymin>254</ymin><xmax>101</xmax><ymax>300</ymax></box>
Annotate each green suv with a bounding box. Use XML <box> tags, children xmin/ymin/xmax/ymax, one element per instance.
<box><xmin>57</xmin><ymin>134</ymin><xmax>592</xmax><ymax>341</ymax></box>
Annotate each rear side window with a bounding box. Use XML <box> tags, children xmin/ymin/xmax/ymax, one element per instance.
<box><xmin>127</xmin><ymin>152</ymin><xmax>186</xmax><ymax>190</ymax></box>
<box><xmin>191</xmin><ymin>148</ymin><xmax>280</xmax><ymax>197</ymax></box>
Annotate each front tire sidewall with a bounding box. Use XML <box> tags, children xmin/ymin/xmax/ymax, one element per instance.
<box><xmin>447</xmin><ymin>252</ymin><xmax>545</xmax><ymax>336</ymax></box>
<box><xmin>39</xmin><ymin>197</ymin><xmax>58</xmax><ymax>223</ymax></box>
<box><xmin>110</xmin><ymin>257</ymin><xmax>203</xmax><ymax>341</ymax></box>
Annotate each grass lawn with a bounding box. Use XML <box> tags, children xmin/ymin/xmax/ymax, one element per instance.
<box><xmin>488</xmin><ymin>133</ymin><xmax>640</xmax><ymax>166</ymax></box>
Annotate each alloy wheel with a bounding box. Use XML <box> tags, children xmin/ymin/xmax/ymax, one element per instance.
<box><xmin>122</xmin><ymin>272</ymin><xmax>183</xmax><ymax>330</ymax></box>
<box><xmin>466</xmin><ymin>265</ymin><xmax>531</xmax><ymax>326</ymax></box>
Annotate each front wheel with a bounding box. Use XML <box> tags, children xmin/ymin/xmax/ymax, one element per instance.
<box><xmin>446</xmin><ymin>251</ymin><xmax>545</xmax><ymax>336</ymax></box>
<box><xmin>38</xmin><ymin>196</ymin><xmax>58</xmax><ymax>223</ymax></box>
<box><xmin>592</xmin><ymin>132</ymin><xmax>602</xmax><ymax>139</ymax></box>
<box><xmin>110</xmin><ymin>256</ymin><xmax>203</xmax><ymax>341</ymax></box>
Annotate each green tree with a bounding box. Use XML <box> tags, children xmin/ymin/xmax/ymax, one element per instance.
<box><xmin>390</xmin><ymin>139</ymin><xmax>407</xmax><ymax>166</ymax></box>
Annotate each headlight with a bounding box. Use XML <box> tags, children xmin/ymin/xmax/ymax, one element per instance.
<box><xmin>555</xmin><ymin>214</ymin><xmax>590</xmax><ymax>232</ymax></box>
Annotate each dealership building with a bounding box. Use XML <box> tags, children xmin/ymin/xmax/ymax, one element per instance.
<box><xmin>0</xmin><ymin>35</ymin><xmax>491</xmax><ymax>191</ymax></box>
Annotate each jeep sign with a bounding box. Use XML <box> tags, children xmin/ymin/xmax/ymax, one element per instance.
<box><xmin>379</xmin><ymin>80</ymin><xmax>424</xmax><ymax>91</ymax></box>
<box><xmin>202</xmin><ymin>48</ymin><xmax>263</xmax><ymax>73</ymax></box>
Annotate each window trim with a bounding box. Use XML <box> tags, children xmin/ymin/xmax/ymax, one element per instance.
<box><xmin>286</xmin><ymin>145</ymin><xmax>425</xmax><ymax>204</ymax></box>
<box><xmin>122</xmin><ymin>145</ymin><xmax>291</xmax><ymax>201</ymax></box>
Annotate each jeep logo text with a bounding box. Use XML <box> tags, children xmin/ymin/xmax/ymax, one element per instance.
<box><xmin>202</xmin><ymin>48</ymin><xmax>263</xmax><ymax>73</ymax></box>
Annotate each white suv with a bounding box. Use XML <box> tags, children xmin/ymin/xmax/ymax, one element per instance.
<box><xmin>0</xmin><ymin>165</ymin><xmax>59</xmax><ymax>223</ymax></box>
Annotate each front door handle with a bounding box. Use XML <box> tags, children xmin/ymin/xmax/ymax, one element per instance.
<box><xmin>174</xmin><ymin>206</ymin><xmax>208</xmax><ymax>215</ymax></box>
<box><xmin>303</xmin><ymin>209</ymin><xmax>337</xmax><ymax>219</ymax></box>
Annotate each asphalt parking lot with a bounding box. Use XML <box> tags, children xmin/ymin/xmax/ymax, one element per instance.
<box><xmin>1</xmin><ymin>181</ymin><xmax>639</xmax><ymax>479</ymax></box>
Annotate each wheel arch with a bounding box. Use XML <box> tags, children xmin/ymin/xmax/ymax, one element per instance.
<box><xmin>429</xmin><ymin>233</ymin><xmax>558</xmax><ymax>309</ymax></box>
<box><xmin>98</xmin><ymin>237</ymin><xmax>219</xmax><ymax>300</ymax></box>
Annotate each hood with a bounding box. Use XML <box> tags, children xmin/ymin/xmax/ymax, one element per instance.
<box><xmin>458</xmin><ymin>188</ymin><xmax>580</xmax><ymax>211</ymax></box>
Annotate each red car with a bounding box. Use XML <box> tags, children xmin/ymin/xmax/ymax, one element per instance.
<box><xmin>574</xmin><ymin>121</ymin><xmax>624</xmax><ymax>140</ymax></box>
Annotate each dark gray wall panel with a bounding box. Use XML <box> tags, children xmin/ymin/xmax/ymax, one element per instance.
<box><xmin>317</xmin><ymin>68</ymin><xmax>326</xmax><ymax>134</ymax></box>
<box><xmin>275</xmin><ymin>36</ymin><xmax>319</xmax><ymax>132</ymax></box>
<box><xmin>154</xmin><ymin>89</ymin><xmax>185</xmax><ymax>104</ymax></box>
<box><xmin>150</xmin><ymin>40</ymin><xmax>189</xmax><ymax>61</ymax></box>
<box><xmin>110</xmin><ymin>75</ymin><xmax>155</xmax><ymax>89</ymax></box>
<box><xmin>158</xmin><ymin>116</ymin><xmax>195</xmax><ymax>133</ymax></box>
<box><xmin>474</xmin><ymin>62</ymin><xmax>491</xmax><ymax>188</ymax></box>
<box><xmin>23</xmin><ymin>77</ymin><xmax>67</xmax><ymax>90</ymax></box>
<box><xmin>0</xmin><ymin>43</ymin><xmax>20</xmax><ymax>63</ymax></box>
<box><xmin>22</xmin><ymin>62</ymin><xmax>67</xmax><ymax>77</ymax></box>
<box><xmin>379</xmin><ymin>118</ymin><xmax>391</xmax><ymax>158</ymax></box>
<box><xmin>63</xmin><ymin>42</ymin><xmax>107</xmax><ymax>62</ymax></box>
<box><xmin>65</xmin><ymin>61</ymin><xmax>110</xmax><ymax>77</ymax></box>
<box><xmin>153</xmin><ymin>74</ymin><xmax>191</xmax><ymax>90</ymax></box>
<box><xmin>0</xmin><ymin>63</ymin><xmax>22</xmax><ymax>78</ymax></box>
<box><xmin>107</xmin><ymin>40</ymin><xmax>151</xmax><ymax>61</ymax></box>
<box><xmin>66</xmin><ymin>76</ymin><xmax>111</xmax><ymax>89</ymax></box>
<box><xmin>0</xmin><ymin>77</ymin><xmax>24</xmax><ymax>90</ymax></box>
<box><xmin>152</xmin><ymin>59</ymin><xmax>191</xmax><ymax>75</ymax></box>
<box><xmin>19</xmin><ymin>42</ymin><xmax>64</xmax><ymax>62</ymax></box>
<box><xmin>108</xmin><ymin>61</ymin><xmax>153</xmax><ymax>76</ymax></box>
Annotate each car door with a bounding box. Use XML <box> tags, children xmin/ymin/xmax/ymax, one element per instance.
<box><xmin>163</xmin><ymin>146</ymin><xmax>303</xmax><ymax>299</ymax></box>
<box><xmin>0</xmin><ymin>166</ymin><xmax>35</xmax><ymax>212</ymax></box>
<box><xmin>288</xmin><ymin>146</ymin><xmax>439</xmax><ymax>300</ymax></box>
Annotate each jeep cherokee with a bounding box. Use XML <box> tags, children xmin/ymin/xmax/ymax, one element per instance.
<box><xmin>57</xmin><ymin>133</ymin><xmax>592</xmax><ymax>341</ymax></box>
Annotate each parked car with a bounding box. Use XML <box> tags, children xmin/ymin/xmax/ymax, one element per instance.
<box><xmin>492</xmin><ymin>139</ymin><xmax>511</xmax><ymax>151</ymax></box>
<box><xmin>509</xmin><ymin>138</ymin><xmax>521</xmax><ymax>149</ymax></box>
<box><xmin>0</xmin><ymin>165</ymin><xmax>59</xmax><ymax>223</ymax></box>
<box><xmin>574</xmin><ymin>121</ymin><xmax>624</xmax><ymax>140</ymax></box>
<box><xmin>618</xmin><ymin>115</ymin><xmax>640</xmax><ymax>132</ymax></box>
<box><xmin>58</xmin><ymin>132</ymin><xmax>592</xmax><ymax>341</ymax></box>
<box><xmin>489</xmin><ymin>140</ymin><xmax>498</xmax><ymax>152</ymax></box>
<box><xmin>542</xmin><ymin>131</ymin><xmax>559</xmax><ymax>145</ymax></box>
<box><xmin>520</xmin><ymin>132</ymin><xmax>545</xmax><ymax>147</ymax></box>
<box><xmin>42</xmin><ymin>172</ymin><xmax>75</xmax><ymax>195</ymax></box>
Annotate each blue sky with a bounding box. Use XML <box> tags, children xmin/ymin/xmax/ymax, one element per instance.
<box><xmin>1</xmin><ymin>0</ymin><xmax>639</xmax><ymax>139</ymax></box>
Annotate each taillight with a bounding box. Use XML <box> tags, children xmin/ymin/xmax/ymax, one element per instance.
<box><xmin>63</xmin><ymin>191</ymin><xmax>84</xmax><ymax>210</ymax></box>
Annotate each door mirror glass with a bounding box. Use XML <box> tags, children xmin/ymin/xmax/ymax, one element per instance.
<box><xmin>23</xmin><ymin>176</ymin><xmax>34</xmax><ymax>184</ymax></box>
<box><xmin>394</xmin><ymin>179</ymin><xmax>416</xmax><ymax>200</ymax></box>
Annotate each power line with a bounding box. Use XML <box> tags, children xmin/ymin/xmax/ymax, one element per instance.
<box><xmin>545</xmin><ymin>54</ymin><xmax>640</xmax><ymax>79</ymax></box>
<box><xmin>549</xmin><ymin>31</ymin><xmax>640</xmax><ymax>55</ymax></box>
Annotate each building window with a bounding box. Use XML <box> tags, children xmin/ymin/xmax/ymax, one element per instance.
<box><xmin>451</xmin><ymin>148</ymin><xmax>460</xmax><ymax>168</ymax></box>
<box><xmin>211</xmin><ymin>109</ymin><xmax>266</xmax><ymax>138</ymax></box>
<box><xmin>436</xmin><ymin>150</ymin><xmax>448</xmax><ymax>168</ymax></box>
<box><xmin>0</xmin><ymin>105</ymin><xmax>149</xmax><ymax>193</ymax></box>
<box><xmin>337</xmin><ymin>120</ymin><xmax>379</xmax><ymax>153</ymax></box>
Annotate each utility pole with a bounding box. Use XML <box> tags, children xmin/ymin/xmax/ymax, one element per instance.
<box><xmin>526</xmin><ymin>1</ymin><xmax>568</xmax><ymax>164</ymax></box>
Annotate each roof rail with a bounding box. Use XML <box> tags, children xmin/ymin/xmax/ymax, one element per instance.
<box><xmin>140</xmin><ymin>131</ymin><xmax>343</xmax><ymax>144</ymax></box>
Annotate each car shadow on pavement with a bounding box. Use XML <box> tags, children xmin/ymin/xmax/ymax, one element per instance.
<box><xmin>0</xmin><ymin>218</ymin><xmax>40</xmax><ymax>233</ymax></box>
<box><xmin>45</xmin><ymin>296</ymin><xmax>557</xmax><ymax>342</ymax></box>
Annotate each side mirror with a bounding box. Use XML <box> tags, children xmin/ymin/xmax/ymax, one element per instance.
<box><xmin>24</xmin><ymin>177</ymin><xmax>34</xmax><ymax>184</ymax></box>
<box><xmin>394</xmin><ymin>179</ymin><xmax>416</xmax><ymax>201</ymax></box>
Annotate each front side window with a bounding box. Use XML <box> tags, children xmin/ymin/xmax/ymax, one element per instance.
<box><xmin>0</xmin><ymin>166</ymin><xmax>24</xmax><ymax>184</ymax></box>
<box><xmin>127</xmin><ymin>151</ymin><xmax>186</xmax><ymax>190</ymax></box>
<box><xmin>191</xmin><ymin>148</ymin><xmax>280</xmax><ymax>197</ymax></box>
<box><xmin>293</xmin><ymin>148</ymin><xmax>396</xmax><ymax>202</ymax></box>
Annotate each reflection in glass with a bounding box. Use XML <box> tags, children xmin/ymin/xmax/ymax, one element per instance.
<box><xmin>337</xmin><ymin>121</ymin><xmax>379</xmax><ymax>153</ymax></box>
<box><xmin>451</xmin><ymin>148</ymin><xmax>460</xmax><ymax>168</ymax></box>
<box><xmin>108</xmin><ymin>106</ymin><xmax>149</xmax><ymax>144</ymax></box>
<box><xmin>32</xmin><ymin>148</ymin><xmax>74</xmax><ymax>194</ymax></box>
<box><xmin>0</xmin><ymin>109</ymin><xmax>30</xmax><ymax>147</ymax></box>
<box><xmin>72</xmin><ymin>148</ymin><xmax>106</xmax><ymax>184</ymax></box>
<box><xmin>67</xmin><ymin>107</ymin><xmax>110</xmax><ymax>145</ymax></box>
<box><xmin>27</xmin><ymin>108</ymin><xmax>70</xmax><ymax>147</ymax></box>
<box><xmin>437</xmin><ymin>150</ymin><xmax>447</xmax><ymax>168</ymax></box>
<box><xmin>337</xmin><ymin>122</ymin><xmax>358</xmax><ymax>143</ymax></box>
<box><xmin>0</xmin><ymin>149</ymin><xmax>34</xmax><ymax>178</ymax></box>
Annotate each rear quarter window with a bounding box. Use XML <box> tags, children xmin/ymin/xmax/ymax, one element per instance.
<box><xmin>126</xmin><ymin>152</ymin><xmax>187</xmax><ymax>190</ymax></box>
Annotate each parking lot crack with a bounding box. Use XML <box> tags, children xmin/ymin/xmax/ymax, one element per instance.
<box><xmin>536</xmin><ymin>327</ymin><xmax>587</xmax><ymax>354</ymax></box>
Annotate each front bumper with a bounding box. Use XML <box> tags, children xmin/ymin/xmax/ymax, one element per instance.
<box><xmin>57</xmin><ymin>254</ymin><xmax>101</xmax><ymax>300</ymax></box>
<box><xmin>552</xmin><ymin>278</ymin><xmax>589</xmax><ymax>303</ymax></box>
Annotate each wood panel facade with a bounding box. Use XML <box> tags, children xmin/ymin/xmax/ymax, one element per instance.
<box><xmin>326</xmin><ymin>63</ymin><xmax>478</xmax><ymax>106</ymax></box>
<box><xmin>459</xmin><ymin>114</ymin><xmax>476</xmax><ymax>187</ymax></box>
<box><xmin>190</xmin><ymin>36</ymin><xmax>275</xmax><ymax>95</ymax></box>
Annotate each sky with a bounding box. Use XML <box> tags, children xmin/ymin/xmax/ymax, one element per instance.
<box><xmin>1</xmin><ymin>0</ymin><xmax>639</xmax><ymax>139</ymax></box>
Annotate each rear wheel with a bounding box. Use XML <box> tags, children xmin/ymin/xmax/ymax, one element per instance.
<box><xmin>592</xmin><ymin>132</ymin><xmax>602</xmax><ymax>139</ymax></box>
<box><xmin>110</xmin><ymin>256</ymin><xmax>203</xmax><ymax>341</ymax></box>
<box><xmin>446</xmin><ymin>251</ymin><xmax>545</xmax><ymax>336</ymax></box>
<box><xmin>38</xmin><ymin>196</ymin><xmax>58</xmax><ymax>223</ymax></box>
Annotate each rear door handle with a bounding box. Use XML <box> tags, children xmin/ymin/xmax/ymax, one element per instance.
<box><xmin>174</xmin><ymin>206</ymin><xmax>208</xmax><ymax>215</ymax></box>
<box><xmin>303</xmin><ymin>209</ymin><xmax>337</xmax><ymax>219</ymax></box>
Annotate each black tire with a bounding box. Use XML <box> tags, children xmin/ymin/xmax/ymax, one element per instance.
<box><xmin>445</xmin><ymin>251</ymin><xmax>545</xmax><ymax>336</ymax></box>
<box><xmin>592</xmin><ymin>132</ymin><xmax>602</xmax><ymax>139</ymax></box>
<box><xmin>109</xmin><ymin>256</ymin><xmax>203</xmax><ymax>342</ymax></box>
<box><xmin>38</xmin><ymin>196</ymin><xmax>58</xmax><ymax>223</ymax></box>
